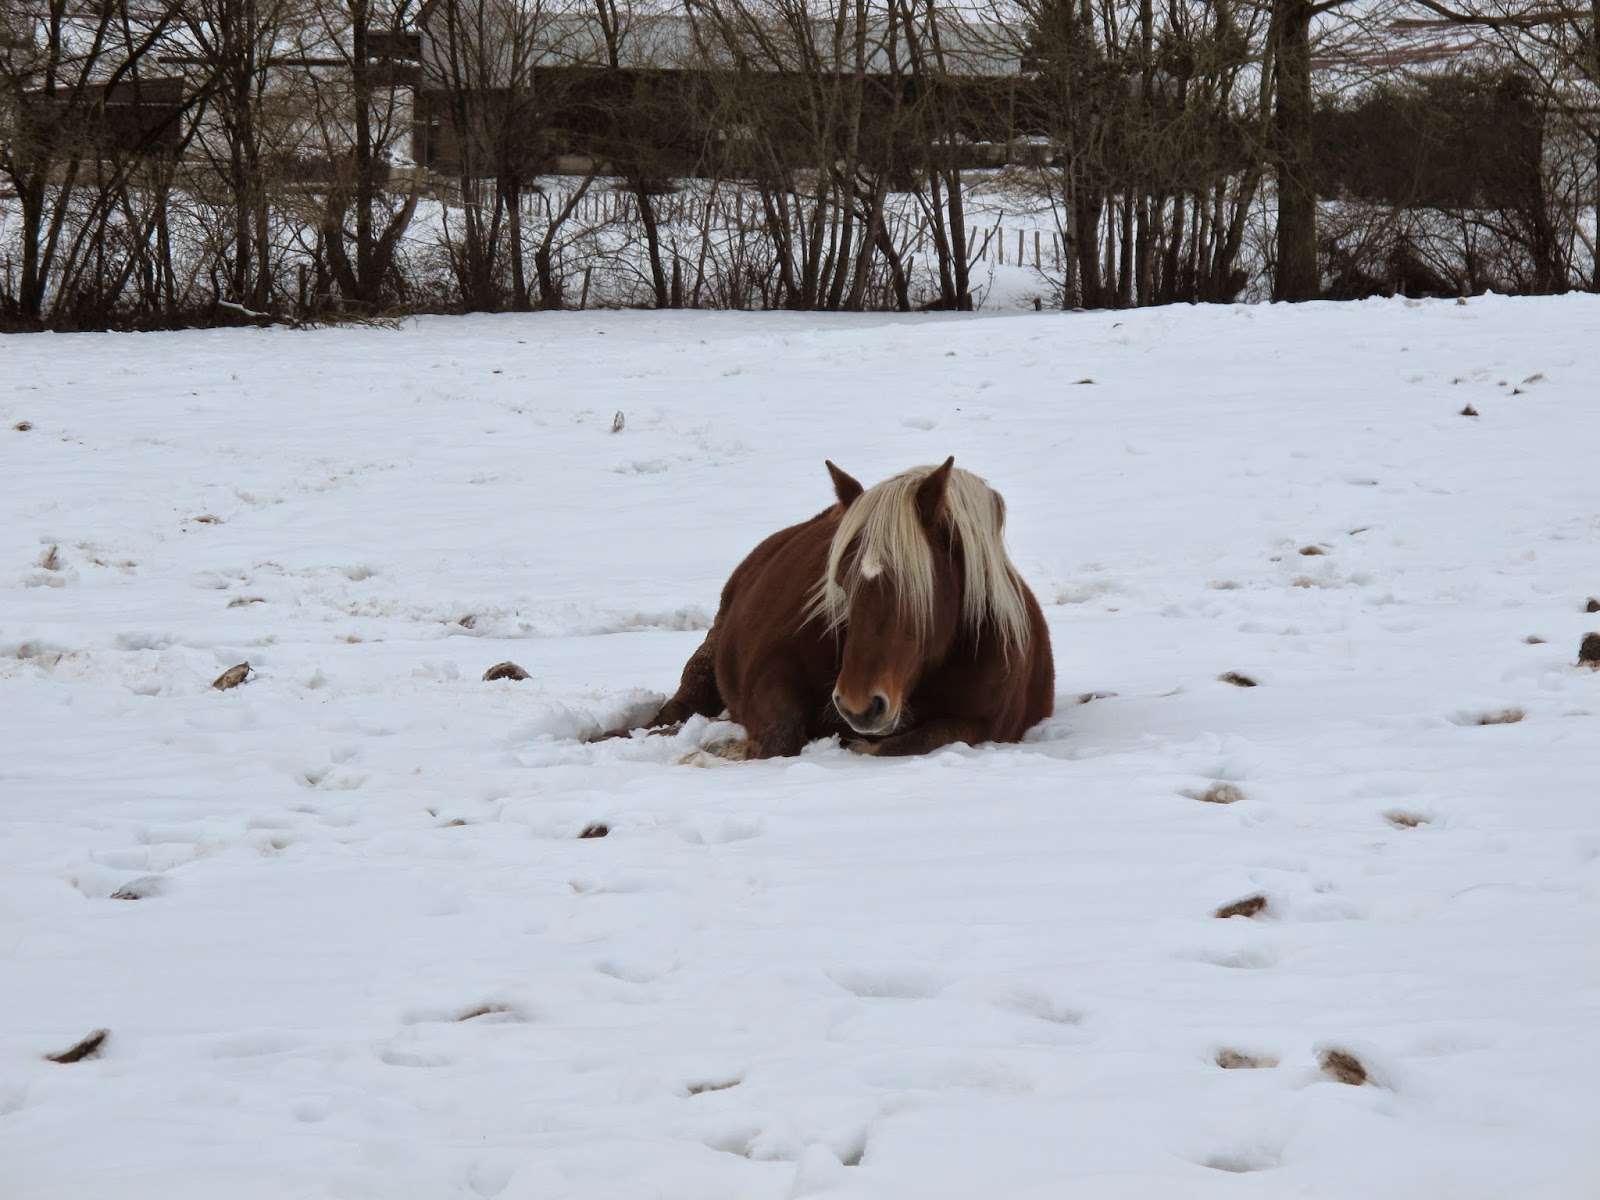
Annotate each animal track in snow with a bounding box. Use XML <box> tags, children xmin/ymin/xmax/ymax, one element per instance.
<box><xmin>208</xmin><ymin>1031</ymin><xmax>308</xmax><ymax>1058</ymax></box>
<box><xmin>400</xmin><ymin>1002</ymin><xmax>526</xmax><ymax>1025</ymax></box>
<box><xmin>465</xmin><ymin>1160</ymin><xmax>514</xmax><ymax>1198</ymax></box>
<box><xmin>702</xmin><ymin>1124</ymin><xmax>867</xmax><ymax>1168</ymax></box>
<box><xmin>701</xmin><ymin>1123</ymin><xmax>768</xmax><ymax>1159</ymax></box>
<box><xmin>109</xmin><ymin>875</ymin><xmax>168</xmax><ymax>900</ymax></box>
<box><xmin>1200</xmin><ymin>1147</ymin><xmax>1280</xmax><ymax>1174</ymax></box>
<box><xmin>677</xmin><ymin>815</ymin><xmax>763</xmax><ymax>844</ymax></box>
<box><xmin>595</xmin><ymin>957</ymin><xmax>671</xmax><ymax>985</ymax></box>
<box><xmin>1193</xmin><ymin>945</ymin><xmax>1278</xmax><ymax>970</ymax></box>
<box><xmin>829</xmin><ymin>965</ymin><xmax>948</xmax><ymax>1000</ymax></box>
<box><xmin>992</xmin><ymin>987</ymin><xmax>1083</xmax><ymax>1026</ymax></box>
<box><xmin>379</xmin><ymin>1042</ymin><xmax>455</xmax><ymax>1068</ymax></box>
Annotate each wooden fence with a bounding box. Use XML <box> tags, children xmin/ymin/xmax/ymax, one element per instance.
<box><xmin>540</xmin><ymin>186</ymin><xmax>1068</xmax><ymax>272</ymax></box>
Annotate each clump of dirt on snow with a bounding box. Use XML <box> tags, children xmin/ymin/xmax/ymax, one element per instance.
<box><xmin>45</xmin><ymin>1028</ymin><xmax>108</xmax><ymax>1064</ymax></box>
<box><xmin>1581</xmin><ymin>633</ymin><xmax>1600</xmax><ymax>667</ymax></box>
<box><xmin>455</xmin><ymin>1003</ymin><xmax>521</xmax><ymax>1022</ymax></box>
<box><xmin>1215</xmin><ymin>1049</ymin><xmax>1278</xmax><ymax>1070</ymax></box>
<box><xmin>212</xmin><ymin>662</ymin><xmax>251</xmax><ymax>690</ymax></box>
<box><xmin>1385</xmin><ymin>811</ymin><xmax>1430</xmax><ymax>828</ymax></box>
<box><xmin>1474</xmin><ymin>708</ymin><xmax>1525</xmax><ymax>726</ymax></box>
<box><xmin>687</xmin><ymin>1078</ymin><xmax>740</xmax><ymax>1095</ymax></box>
<box><xmin>1319</xmin><ymin>1048</ymin><xmax>1370</xmax><ymax>1086</ymax></box>
<box><xmin>1214</xmin><ymin>894</ymin><xmax>1268</xmax><ymax>919</ymax></box>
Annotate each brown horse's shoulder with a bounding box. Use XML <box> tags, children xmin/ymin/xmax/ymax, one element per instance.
<box><xmin>713</xmin><ymin>507</ymin><xmax>841</xmax><ymax>726</ymax></box>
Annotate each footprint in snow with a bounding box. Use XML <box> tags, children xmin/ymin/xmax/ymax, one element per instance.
<box><xmin>1192</xmin><ymin>944</ymin><xmax>1278</xmax><ymax>970</ymax></box>
<box><xmin>828</xmin><ymin>965</ymin><xmax>948</xmax><ymax>1000</ymax></box>
<box><xmin>465</xmin><ymin>1160</ymin><xmax>515</xmax><ymax>1198</ymax></box>
<box><xmin>1200</xmin><ymin>1146</ymin><xmax>1281</xmax><ymax>1174</ymax></box>
<box><xmin>992</xmin><ymin>987</ymin><xmax>1082</xmax><ymax>1026</ymax></box>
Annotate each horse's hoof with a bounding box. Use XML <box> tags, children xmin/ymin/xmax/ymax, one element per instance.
<box><xmin>845</xmin><ymin>738</ymin><xmax>882</xmax><ymax>756</ymax></box>
<box><xmin>703</xmin><ymin>737</ymin><xmax>751</xmax><ymax>761</ymax></box>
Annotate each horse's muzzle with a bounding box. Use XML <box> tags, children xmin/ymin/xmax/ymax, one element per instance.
<box><xmin>833</xmin><ymin>690</ymin><xmax>896</xmax><ymax>736</ymax></box>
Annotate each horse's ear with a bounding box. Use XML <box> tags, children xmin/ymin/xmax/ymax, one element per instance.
<box><xmin>915</xmin><ymin>457</ymin><xmax>956</xmax><ymax>529</ymax></box>
<box><xmin>826</xmin><ymin>460</ymin><xmax>864</xmax><ymax>509</ymax></box>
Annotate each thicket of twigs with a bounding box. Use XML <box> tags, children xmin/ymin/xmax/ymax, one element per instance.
<box><xmin>1</xmin><ymin>0</ymin><xmax>1595</xmax><ymax>330</ymax></box>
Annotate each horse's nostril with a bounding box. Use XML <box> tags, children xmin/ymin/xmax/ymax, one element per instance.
<box><xmin>834</xmin><ymin>691</ymin><xmax>890</xmax><ymax>728</ymax></box>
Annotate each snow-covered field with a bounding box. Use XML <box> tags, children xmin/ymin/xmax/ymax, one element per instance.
<box><xmin>3</xmin><ymin>296</ymin><xmax>1599</xmax><ymax>1199</ymax></box>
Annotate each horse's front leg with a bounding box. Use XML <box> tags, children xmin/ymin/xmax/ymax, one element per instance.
<box><xmin>727</xmin><ymin>669</ymin><xmax>814</xmax><ymax>759</ymax></box>
<box><xmin>651</xmin><ymin>624</ymin><xmax>723</xmax><ymax>726</ymax></box>
<box><xmin>592</xmin><ymin>625</ymin><xmax>722</xmax><ymax>742</ymax></box>
<box><xmin>849</xmin><ymin>716</ymin><xmax>993</xmax><ymax>758</ymax></box>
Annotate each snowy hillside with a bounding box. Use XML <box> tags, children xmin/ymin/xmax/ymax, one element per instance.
<box><xmin>3</xmin><ymin>296</ymin><xmax>1599</xmax><ymax>1199</ymax></box>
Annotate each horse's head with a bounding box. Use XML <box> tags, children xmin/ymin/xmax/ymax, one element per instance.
<box><xmin>819</xmin><ymin>457</ymin><xmax>964</xmax><ymax>738</ymax></box>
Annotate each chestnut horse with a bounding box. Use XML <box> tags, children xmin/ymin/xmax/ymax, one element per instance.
<box><xmin>613</xmin><ymin>457</ymin><xmax>1054</xmax><ymax>759</ymax></box>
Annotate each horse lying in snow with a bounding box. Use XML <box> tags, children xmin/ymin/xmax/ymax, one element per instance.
<box><xmin>604</xmin><ymin>457</ymin><xmax>1055</xmax><ymax>759</ymax></box>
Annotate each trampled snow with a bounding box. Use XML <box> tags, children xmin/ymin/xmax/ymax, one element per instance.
<box><xmin>3</xmin><ymin>296</ymin><xmax>1599</xmax><ymax>1198</ymax></box>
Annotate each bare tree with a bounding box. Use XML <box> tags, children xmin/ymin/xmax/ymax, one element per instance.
<box><xmin>685</xmin><ymin>0</ymin><xmax>912</xmax><ymax>310</ymax></box>
<box><xmin>175</xmin><ymin>0</ymin><xmax>320</xmax><ymax>315</ymax></box>
<box><xmin>422</xmin><ymin>0</ymin><xmax>557</xmax><ymax>308</ymax></box>
<box><xmin>301</xmin><ymin>0</ymin><xmax>423</xmax><ymax>310</ymax></box>
<box><xmin>997</xmin><ymin>0</ymin><xmax>1263</xmax><ymax>308</ymax></box>
<box><xmin>1</xmin><ymin>0</ymin><xmax>209</xmax><ymax>326</ymax></box>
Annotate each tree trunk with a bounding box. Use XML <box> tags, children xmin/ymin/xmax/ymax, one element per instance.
<box><xmin>1273</xmin><ymin>0</ymin><xmax>1318</xmax><ymax>301</ymax></box>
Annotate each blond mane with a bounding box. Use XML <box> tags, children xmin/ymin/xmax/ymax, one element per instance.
<box><xmin>810</xmin><ymin>464</ymin><xmax>1031</xmax><ymax>657</ymax></box>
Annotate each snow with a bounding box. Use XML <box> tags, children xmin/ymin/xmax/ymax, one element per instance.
<box><xmin>3</xmin><ymin>295</ymin><xmax>1600</xmax><ymax>1198</ymax></box>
